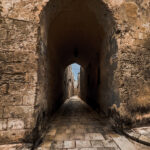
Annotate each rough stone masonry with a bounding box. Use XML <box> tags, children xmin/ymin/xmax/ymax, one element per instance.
<box><xmin>0</xmin><ymin>0</ymin><xmax>150</xmax><ymax>145</ymax></box>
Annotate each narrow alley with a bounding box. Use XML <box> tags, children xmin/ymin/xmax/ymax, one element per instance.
<box><xmin>35</xmin><ymin>97</ymin><xmax>149</xmax><ymax>150</ymax></box>
<box><xmin>0</xmin><ymin>1</ymin><xmax>150</xmax><ymax>150</ymax></box>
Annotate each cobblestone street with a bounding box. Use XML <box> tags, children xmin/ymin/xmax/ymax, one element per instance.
<box><xmin>0</xmin><ymin>97</ymin><xmax>150</xmax><ymax>150</ymax></box>
<box><xmin>35</xmin><ymin>97</ymin><xmax>150</xmax><ymax>150</ymax></box>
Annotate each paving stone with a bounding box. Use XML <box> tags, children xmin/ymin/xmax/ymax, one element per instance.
<box><xmin>50</xmin><ymin>148</ymin><xmax>68</xmax><ymax>150</ymax></box>
<box><xmin>37</xmin><ymin>147</ymin><xmax>49</xmax><ymax>150</ymax></box>
<box><xmin>139</xmin><ymin>135</ymin><xmax>150</xmax><ymax>143</ymax></box>
<box><xmin>70</xmin><ymin>133</ymin><xmax>85</xmax><ymax>140</ymax></box>
<box><xmin>86</xmin><ymin>128</ymin><xmax>96</xmax><ymax>133</ymax></box>
<box><xmin>76</xmin><ymin>140</ymin><xmax>91</xmax><ymax>148</ymax></box>
<box><xmin>57</xmin><ymin>128</ymin><xmax>67</xmax><ymax>134</ymax></box>
<box><xmin>66</xmin><ymin>129</ymin><xmax>74</xmax><ymax>134</ymax></box>
<box><xmin>97</xmin><ymin>148</ymin><xmax>116</xmax><ymax>150</ymax></box>
<box><xmin>130</xmin><ymin>139</ymin><xmax>150</xmax><ymax>150</ymax></box>
<box><xmin>75</xmin><ymin>128</ymin><xmax>86</xmax><ymax>134</ymax></box>
<box><xmin>134</xmin><ymin>128</ymin><xmax>148</xmax><ymax>135</ymax></box>
<box><xmin>47</xmin><ymin>129</ymin><xmax>56</xmax><ymax>136</ymax></box>
<box><xmin>51</xmin><ymin>141</ymin><xmax>64</xmax><ymax>149</ymax></box>
<box><xmin>64</xmin><ymin>141</ymin><xmax>75</xmax><ymax>148</ymax></box>
<box><xmin>35</xmin><ymin>98</ymin><xmax>148</xmax><ymax>150</ymax></box>
<box><xmin>145</xmin><ymin>127</ymin><xmax>150</xmax><ymax>133</ymax></box>
<box><xmin>80</xmin><ymin>148</ymin><xmax>97</xmax><ymax>150</ymax></box>
<box><xmin>85</xmin><ymin>133</ymin><xmax>105</xmax><ymax>140</ymax></box>
<box><xmin>111</xmin><ymin>135</ymin><xmax>136</xmax><ymax>150</ymax></box>
<box><xmin>91</xmin><ymin>140</ymin><xmax>104</xmax><ymax>147</ymax></box>
<box><xmin>54</xmin><ymin>133</ymin><xmax>70</xmax><ymax>140</ymax></box>
<box><xmin>126</xmin><ymin>130</ymin><xmax>141</xmax><ymax>138</ymax></box>
<box><xmin>102</xmin><ymin>139</ymin><xmax>118</xmax><ymax>148</ymax></box>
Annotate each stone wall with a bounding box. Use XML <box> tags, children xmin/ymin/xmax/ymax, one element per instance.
<box><xmin>0</xmin><ymin>1</ymin><xmax>39</xmax><ymax>143</ymax></box>
<box><xmin>0</xmin><ymin>0</ymin><xmax>150</xmax><ymax>144</ymax></box>
<box><xmin>76</xmin><ymin>73</ymin><xmax>80</xmax><ymax>96</ymax></box>
<box><xmin>109</xmin><ymin>0</ymin><xmax>150</xmax><ymax>126</ymax></box>
<box><xmin>64</xmin><ymin>65</ymin><xmax>74</xmax><ymax>99</ymax></box>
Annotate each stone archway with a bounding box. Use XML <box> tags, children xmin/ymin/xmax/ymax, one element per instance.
<box><xmin>0</xmin><ymin>0</ymin><xmax>150</xmax><ymax>146</ymax></box>
<box><xmin>33</xmin><ymin>0</ymin><xmax>119</xmax><ymax>141</ymax></box>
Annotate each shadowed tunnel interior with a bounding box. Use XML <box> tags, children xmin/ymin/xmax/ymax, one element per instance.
<box><xmin>38</xmin><ymin>0</ymin><xmax>118</xmax><ymax>119</ymax></box>
<box><xmin>48</xmin><ymin>5</ymin><xmax>103</xmax><ymax>107</ymax></box>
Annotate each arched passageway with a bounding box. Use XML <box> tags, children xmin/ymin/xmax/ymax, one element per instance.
<box><xmin>35</xmin><ymin>0</ymin><xmax>119</xmax><ymax>139</ymax></box>
<box><xmin>1</xmin><ymin>0</ymin><xmax>150</xmax><ymax>147</ymax></box>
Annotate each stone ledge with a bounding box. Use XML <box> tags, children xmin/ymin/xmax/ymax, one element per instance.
<box><xmin>124</xmin><ymin>127</ymin><xmax>150</xmax><ymax>146</ymax></box>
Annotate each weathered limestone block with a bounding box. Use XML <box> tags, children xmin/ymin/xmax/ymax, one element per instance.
<box><xmin>0</xmin><ymin>94</ymin><xmax>22</xmax><ymax>106</ymax></box>
<box><xmin>64</xmin><ymin>141</ymin><xmax>75</xmax><ymax>149</ymax></box>
<box><xmin>0</xmin><ymin>143</ymin><xmax>32</xmax><ymax>150</ymax></box>
<box><xmin>8</xmin><ymin>82</ymin><xmax>26</xmax><ymax>95</ymax></box>
<box><xmin>1</xmin><ymin>74</ymin><xmax>25</xmax><ymax>83</ymax></box>
<box><xmin>4</xmin><ymin>63</ymin><xmax>37</xmax><ymax>74</ymax></box>
<box><xmin>0</xmin><ymin>21</ymin><xmax>38</xmax><ymax>52</ymax></box>
<box><xmin>3</xmin><ymin>106</ymin><xmax>34</xmax><ymax>118</ymax></box>
<box><xmin>0</xmin><ymin>119</ymin><xmax>7</xmax><ymax>130</ymax></box>
<box><xmin>123</xmin><ymin>2</ymin><xmax>138</xmax><ymax>18</ymax></box>
<box><xmin>0</xmin><ymin>84</ymin><xmax>8</xmax><ymax>94</ymax></box>
<box><xmin>130</xmin><ymin>85</ymin><xmax>150</xmax><ymax>111</ymax></box>
<box><xmin>76</xmin><ymin>140</ymin><xmax>91</xmax><ymax>148</ymax></box>
<box><xmin>8</xmin><ymin>118</ymin><xmax>24</xmax><ymax>130</ymax></box>
<box><xmin>0</xmin><ymin>106</ymin><xmax>3</xmax><ymax>118</ymax></box>
<box><xmin>0</xmin><ymin>51</ymin><xmax>37</xmax><ymax>63</ymax></box>
<box><xmin>0</xmin><ymin>29</ymin><xmax>7</xmax><ymax>39</ymax></box>
<box><xmin>1</xmin><ymin>0</ymin><xmax>52</xmax><ymax>23</ymax></box>
<box><xmin>25</xmin><ymin>72</ymin><xmax>38</xmax><ymax>84</ymax></box>
<box><xmin>23</xmin><ymin>94</ymin><xmax>35</xmax><ymax>106</ymax></box>
<box><xmin>0</xmin><ymin>129</ymin><xmax>31</xmax><ymax>143</ymax></box>
<box><xmin>141</xmin><ymin>0</ymin><xmax>150</xmax><ymax>9</ymax></box>
<box><xmin>108</xmin><ymin>0</ymin><xmax>124</xmax><ymax>7</ymax></box>
<box><xmin>24</xmin><ymin>117</ymin><xmax>35</xmax><ymax>129</ymax></box>
<box><xmin>7</xmin><ymin>83</ymin><xmax>36</xmax><ymax>98</ymax></box>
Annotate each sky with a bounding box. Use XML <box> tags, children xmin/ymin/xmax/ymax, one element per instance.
<box><xmin>71</xmin><ymin>63</ymin><xmax>80</xmax><ymax>81</ymax></box>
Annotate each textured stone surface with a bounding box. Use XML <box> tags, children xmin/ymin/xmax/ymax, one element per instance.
<box><xmin>125</xmin><ymin>127</ymin><xmax>150</xmax><ymax>144</ymax></box>
<box><xmin>0</xmin><ymin>106</ymin><xmax>3</xmax><ymax>118</ymax></box>
<box><xmin>8</xmin><ymin>119</ymin><xmax>24</xmax><ymax>130</ymax></box>
<box><xmin>3</xmin><ymin>106</ymin><xmax>34</xmax><ymax>118</ymax></box>
<box><xmin>110</xmin><ymin>135</ymin><xmax>136</xmax><ymax>150</ymax></box>
<box><xmin>34</xmin><ymin>98</ymin><xmax>149</xmax><ymax>150</ymax></box>
<box><xmin>91</xmin><ymin>140</ymin><xmax>104</xmax><ymax>147</ymax></box>
<box><xmin>0</xmin><ymin>143</ymin><xmax>32</xmax><ymax>150</ymax></box>
<box><xmin>0</xmin><ymin>0</ymin><xmax>150</xmax><ymax>144</ymax></box>
<box><xmin>64</xmin><ymin>141</ymin><xmax>75</xmax><ymax>149</ymax></box>
<box><xmin>1</xmin><ymin>98</ymin><xmax>150</xmax><ymax>149</ymax></box>
<box><xmin>0</xmin><ymin>1</ymin><xmax>38</xmax><ymax>142</ymax></box>
<box><xmin>64</xmin><ymin>65</ymin><xmax>75</xmax><ymax>99</ymax></box>
<box><xmin>76</xmin><ymin>141</ymin><xmax>91</xmax><ymax>148</ymax></box>
<box><xmin>85</xmin><ymin>133</ymin><xmax>105</xmax><ymax>140</ymax></box>
<box><xmin>0</xmin><ymin>119</ymin><xmax>7</xmax><ymax>130</ymax></box>
<box><xmin>0</xmin><ymin>129</ymin><xmax>30</xmax><ymax>143</ymax></box>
